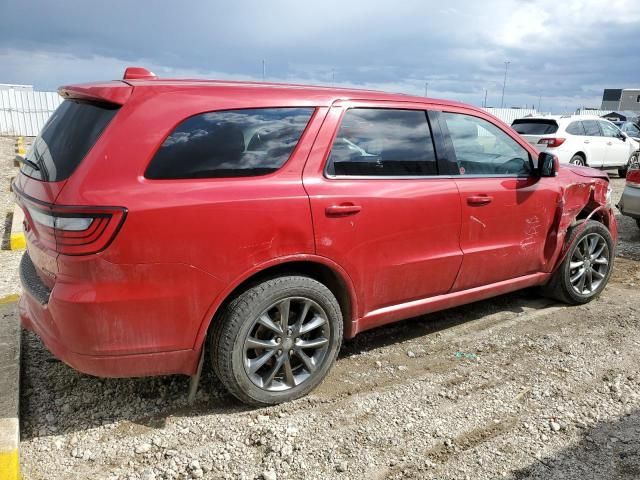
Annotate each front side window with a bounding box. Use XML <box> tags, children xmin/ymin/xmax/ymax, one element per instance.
<box><xmin>326</xmin><ymin>108</ymin><xmax>437</xmax><ymax>176</ymax></box>
<box><xmin>622</xmin><ymin>123</ymin><xmax>640</xmax><ymax>136</ymax></box>
<box><xmin>566</xmin><ymin>121</ymin><xmax>586</xmax><ymax>136</ymax></box>
<box><xmin>145</xmin><ymin>108</ymin><xmax>313</xmax><ymax>179</ymax></box>
<box><xmin>582</xmin><ymin>120</ymin><xmax>602</xmax><ymax>137</ymax></box>
<box><xmin>598</xmin><ymin>120</ymin><xmax>621</xmax><ymax>138</ymax></box>
<box><xmin>442</xmin><ymin>112</ymin><xmax>531</xmax><ymax>176</ymax></box>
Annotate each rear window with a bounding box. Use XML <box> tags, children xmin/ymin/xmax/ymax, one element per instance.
<box><xmin>145</xmin><ymin>108</ymin><xmax>314</xmax><ymax>179</ymax></box>
<box><xmin>511</xmin><ymin>119</ymin><xmax>558</xmax><ymax>135</ymax></box>
<box><xmin>20</xmin><ymin>100</ymin><xmax>119</xmax><ymax>182</ymax></box>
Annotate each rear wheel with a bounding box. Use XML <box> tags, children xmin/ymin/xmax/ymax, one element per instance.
<box><xmin>210</xmin><ymin>276</ymin><xmax>343</xmax><ymax>406</ymax></box>
<box><xmin>570</xmin><ymin>154</ymin><xmax>586</xmax><ymax>166</ymax></box>
<box><xmin>544</xmin><ymin>220</ymin><xmax>614</xmax><ymax>305</ymax></box>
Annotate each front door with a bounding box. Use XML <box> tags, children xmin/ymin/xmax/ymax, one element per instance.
<box><xmin>437</xmin><ymin>110</ymin><xmax>562</xmax><ymax>291</ymax></box>
<box><xmin>599</xmin><ymin>120</ymin><xmax>630</xmax><ymax>167</ymax></box>
<box><xmin>302</xmin><ymin>102</ymin><xmax>463</xmax><ymax>319</ymax></box>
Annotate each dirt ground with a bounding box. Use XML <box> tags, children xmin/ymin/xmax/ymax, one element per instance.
<box><xmin>2</xmin><ymin>136</ymin><xmax>640</xmax><ymax>480</ymax></box>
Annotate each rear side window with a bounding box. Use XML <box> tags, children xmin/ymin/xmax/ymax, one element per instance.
<box><xmin>145</xmin><ymin>108</ymin><xmax>313</xmax><ymax>179</ymax></box>
<box><xmin>565</xmin><ymin>121</ymin><xmax>586</xmax><ymax>135</ymax></box>
<box><xmin>326</xmin><ymin>108</ymin><xmax>437</xmax><ymax>176</ymax></box>
<box><xmin>21</xmin><ymin>100</ymin><xmax>119</xmax><ymax>182</ymax></box>
<box><xmin>583</xmin><ymin>120</ymin><xmax>602</xmax><ymax>136</ymax></box>
<box><xmin>511</xmin><ymin>119</ymin><xmax>558</xmax><ymax>135</ymax></box>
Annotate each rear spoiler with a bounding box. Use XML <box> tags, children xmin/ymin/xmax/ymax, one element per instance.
<box><xmin>58</xmin><ymin>81</ymin><xmax>132</xmax><ymax>105</ymax></box>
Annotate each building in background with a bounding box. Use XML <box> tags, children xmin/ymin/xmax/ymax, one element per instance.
<box><xmin>601</xmin><ymin>88</ymin><xmax>640</xmax><ymax>111</ymax></box>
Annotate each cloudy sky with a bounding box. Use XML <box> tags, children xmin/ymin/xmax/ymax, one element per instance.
<box><xmin>1</xmin><ymin>0</ymin><xmax>639</xmax><ymax>112</ymax></box>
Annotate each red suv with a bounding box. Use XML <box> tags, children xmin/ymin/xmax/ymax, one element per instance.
<box><xmin>15</xmin><ymin>67</ymin><xmax>617</xmax><ymax>405</ymax></box>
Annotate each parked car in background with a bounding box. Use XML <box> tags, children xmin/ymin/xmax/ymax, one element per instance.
<box><xmin>618</xmin><ymin>165</ymin><xmax>640</xmax><ymax>229</ymax></box>
<box><xmin>15</xmin><ymin>68</ymin><xmax>618</xmax><ymax>406</ymax></box>
<box><xmin>512</xmin><ymin>115</ymin><xmax>639</xmax><ymax>177</ymax></box>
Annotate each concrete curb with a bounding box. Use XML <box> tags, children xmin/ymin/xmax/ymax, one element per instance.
<box><xmin>0</xmin><ymin>295</ymin><xmax>21</xmax><ymax>480</ymax></box>
<box><xmin>9</xmin><ymin>205</ymin><xmax>25</xmax><ymax>251</ymax></box>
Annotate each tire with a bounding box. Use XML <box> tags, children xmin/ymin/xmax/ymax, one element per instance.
<box><xmin>543</xmin><ymin>220</ymin><xmax>614</xmax><ymax>305</ymax></box>
<box><xmin>210</xmin><ymin>276</ymin><xmax>343</xmax><ymax>406</ymax></box>
<box><xmin>618</xmin><ymin>167</ymin><xmax>628</xmax><ymax>178</ymax></box>
<box><xmin>570</xmin><ymin>155</ymin><xmax>586</xmax><ymax>166</ymax></box>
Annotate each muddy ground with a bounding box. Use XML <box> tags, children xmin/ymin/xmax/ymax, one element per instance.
<box><xmin>2</xmin><ymin>136</ymin><xmax>640</xmax><ymax>479</ymax></box>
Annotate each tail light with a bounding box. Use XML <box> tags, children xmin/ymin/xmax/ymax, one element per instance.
<box><xmin>538</xmin><ymin>138</ymin><xmax>566</xmax><ymax>148</ymax></box>
<box><xmin>627</xmin><ymin>168</ymin><xmax>640</xmax><ymax>188</ymax></box>
<box><xmin>15</xmin><ymin>189</ymin><xmax>126</xmax><ymax>255</ymax></box>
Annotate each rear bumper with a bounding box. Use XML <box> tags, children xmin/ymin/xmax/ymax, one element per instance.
<box><xmin>20</xmin><ymin>294</ymin><xmax>198</xmax><ymax>377</ymax></box>
<box><xmin>619</xmin><ymin>185</ymin><xmax>640</xmax><ymax>219</ymax></box>
<box><xmin>18</xmin><ymin>251</ymin><xmax>223</xmax><ymax>377</ymax></box>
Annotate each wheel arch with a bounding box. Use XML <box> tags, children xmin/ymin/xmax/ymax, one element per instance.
<box><xmin>572</xmin><ymin>151</ymin><xmax>587</xmax><ymax>165</ymax></box>
<box><xmin>193</xmin><ymin>255</ymin><xmax>358</xmax><ymax>352</ymax></box>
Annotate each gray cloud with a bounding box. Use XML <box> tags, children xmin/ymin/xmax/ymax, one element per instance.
<box><xmin>1</xmin><ymin>0</ymin><xmax>638</xmax><ymax>112</ymax></box>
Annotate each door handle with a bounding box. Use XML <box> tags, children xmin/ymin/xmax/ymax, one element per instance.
<box><xmin>607</xmin><ymin>141</ymin><xmax>613</xmax><ymax>145</ymax></box>
<box><xmin>325</xmin><ymin>203</ymin><xmax>362</xmax><ymax>216</ymax></box>
<box><xmin>467</xmin><ymin>195</ymin><xmax>493</xmax><ymax>206</ymax></box>
<box><xmin>584</xmin><ymin>140</ymin><xmax>590</xmax><ymax>144</ymax></box>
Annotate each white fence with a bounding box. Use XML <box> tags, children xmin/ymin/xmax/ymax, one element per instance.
<box><xmin>482</xmin><ymin>108</ymin><xmax>540</xmax><ymax>125</ymax></box>
<box><xmin>0</xmin><ymin>89</ymin><xmax>62</xmax><ymax>137</ymax></box>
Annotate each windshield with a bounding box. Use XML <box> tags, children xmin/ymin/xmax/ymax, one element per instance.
<box><xmin>20</xmin><ymin>99</ymin><xmax>119</xmax><ymax>182</ymax></box>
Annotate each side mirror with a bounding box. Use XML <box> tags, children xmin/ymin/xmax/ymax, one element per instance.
<box><xmin>538</xmin><ymin>152</ymin><xmax>559</xmax><ymax>177</ymax></box>
<box><xmin>619</xmin><ymin>132</ymin><xmax>627</xmax><ymax>141</ymax></box>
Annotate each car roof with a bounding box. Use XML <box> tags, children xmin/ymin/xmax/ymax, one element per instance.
<box><xmin>125</xmin><ymin>78</ymin><xmax>477</xmax><ymax>108</ymax></box>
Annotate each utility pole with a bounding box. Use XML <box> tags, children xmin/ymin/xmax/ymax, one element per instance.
<box><xmin>425</xmin><ymin>82</ymin><xmax>429</xmax><ymax>97</ymax></box>
<box><xmin>262</xmin><ymin>60</ymin><xmax>266</xmax><ymax>81</ymax></box>
<box><xmin>500</xmin><ymin>61</ymin><xmax>510</xmax><ymax>108</ymax></box>
<box><xmin>483</xmin><ymin>89</ymin><xmax>488</xmax><ymax>108</ymax></box>
<box><xmin>332</xmin><ymin>69</ymin><xmax>335</xmax><ymax>84</ymax></box>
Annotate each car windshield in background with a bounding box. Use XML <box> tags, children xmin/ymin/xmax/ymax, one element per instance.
<box><xmin>20</xmin><ymin>100</ymin><xmax>119</xmax><ymax>182</ymax></box>
<box><xmin>145</xmin><ymin>108</ymin><xmax>314</xmax><ymax>179</ymax></box>
<box><xmin>511</xmin><ymin>119</ymin><xmax>558</xmax><ymax>135</ymax></box>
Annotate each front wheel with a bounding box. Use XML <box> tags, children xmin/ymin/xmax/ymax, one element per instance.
<box><xmin>543</xmin><ymin>220</ymin><xmax>614</xmax><ymax>305</ymax></box>
<box><xmin>210</xmin><ymin>276</ymin><xmax>343</xmax><ymax>406</ymax></box>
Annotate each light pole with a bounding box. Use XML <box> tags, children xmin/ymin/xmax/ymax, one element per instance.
<box><xmin>425</xmin><ymin>82</ymin><xmax>429</xmax><ymax>97</ymax></box>
<box><xmin>500</xmin><ymin>61</ymin><xmax>510</xmax><ymax>108</ymax></box>
<box><xmin>483</xmin><ymin>89</ymin><xmax>488</xmax><ymax>108</ymax></box>
<box><xmin>262</xmin><ymin>60</ymin><xmax>266</xmax><ymax>81</ymax></box>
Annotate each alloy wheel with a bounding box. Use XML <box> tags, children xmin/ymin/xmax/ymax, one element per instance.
<box><xmin>568</xmin><ymin>233</ymin><xmax>610</xmax><ymax>295</ymax></box>
<box><xmin>243</xmin><ymin>297</ymin><xmax>330</xmax><ymax>391</ymax></box>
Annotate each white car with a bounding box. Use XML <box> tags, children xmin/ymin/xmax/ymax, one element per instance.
<box><xmin>512</xmin><ymin>115</ymin><xmax>640</xmax><ymax>177</ymax></box>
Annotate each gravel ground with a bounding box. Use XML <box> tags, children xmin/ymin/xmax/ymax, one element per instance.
<box><xmin>0</xmin><ymin>136</ymin><xmax>28</xmax><ymax>298</ymax></box>
<box><xmin>2</xmin><ymin>140</ymin><xmax>639</xmax><ymax>480</ymax></box>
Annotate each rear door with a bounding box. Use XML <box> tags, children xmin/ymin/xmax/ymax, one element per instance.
<box><xmin>437</xmin><ymin>109</ymin><xmax>562</xmax><ymax>291</ymax></box>
<box><xmin>582</xmin><ymin>120</ymin><xmax>607</xmax><ymax>167</ymax></box>
<box><xmin>302</xmin><ymin>101</ymin><xmax>463</xmax><ymax>322</ymax></box>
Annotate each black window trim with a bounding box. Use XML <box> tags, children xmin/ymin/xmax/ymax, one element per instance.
<box><xmin>323</xmin><ymin>106</ymin><xmax>447</xmax><ymax>180</ymax></box>
<box><xmin>435</xmin><ymin>110</ymin><xmax>535</xmax><ymax>179</ymax></box>
<box><xmin>144</xmin><ymin>106</ymin><xmax>318</xmax><ymax>181</ymax></box>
